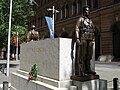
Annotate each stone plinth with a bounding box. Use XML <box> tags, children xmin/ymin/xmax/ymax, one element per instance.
<box><xmin>11</xmin><ymin>38</ymin><xmax>105</xmax><ymax>90</ymax></box>
<box><xmin>11</xmin><ymin>73</ymin><xmax>69</xmax><ymax>90</ymax></box>
<box><xmin>20</xmin><ymin>38</ymin><xmax>72</xmax><ymax>81</ymax></box>
<box><xmin>72</xmin><ymin>79</ymin><xmax>107</xmax><ymax>90</ymax></box>
<box><xmin>71</xmin><ymin>75</ymin><xmax>99</xmax><ymax>82</ymax></box>
<box><xmin>11</xmin><ymin>38</ymin><xmax>73</xmax><ymax>90</ymax></box>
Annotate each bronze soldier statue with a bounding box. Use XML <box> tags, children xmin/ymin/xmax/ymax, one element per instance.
<box><xmin>72</xmin><ymin>6</ymin><xmax>96</xmax><ymax>76</ymax></box>
<box><xmin>26</xmin><ymin>25</ymin><xmax>39</xmax><ymax>42</ymax></box>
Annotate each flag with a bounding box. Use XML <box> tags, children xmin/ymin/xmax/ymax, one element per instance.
<box><xmin>45</xmin><ymin>16</ymin><xmax>54</xmax><ymax>39</ymax></box>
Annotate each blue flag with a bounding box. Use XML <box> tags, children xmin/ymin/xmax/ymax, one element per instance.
<box><xmin>45</xmin><ymin>16</ymin><xmax>54</xmax><ymax>39</ymax></box>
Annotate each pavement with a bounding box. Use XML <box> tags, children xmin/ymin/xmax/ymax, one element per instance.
<box><xmin>0</xmin><ymin>60</ymin><xmax>120</xmax><ymax>90</ymax></box>
<box><xmin>95</xmin><ymin>61</ymin><xmax>120</xmax><ymax>89</ymax></box>
<box><xmin>0</xmin><ymin>60</ymin><xmax>20</xmax><ymax>90</ymax></box>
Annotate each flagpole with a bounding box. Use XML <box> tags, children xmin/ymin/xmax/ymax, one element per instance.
<box><xmin>7</xmin><ymin>0</ymin><xmax>13</xmax><ymax>76</ymax></box>
<box><xmin>47</xmin><ymin>6</ymin><xmax>59</xmax><ymax>39</ymax></box>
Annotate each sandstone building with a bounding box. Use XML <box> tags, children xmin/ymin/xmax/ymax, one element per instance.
<box><xmin>28</xmin><ymin>0</ymin><xmax>120</xmax><ymax>60</ymax></box>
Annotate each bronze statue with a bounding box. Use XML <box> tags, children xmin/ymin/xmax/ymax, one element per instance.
<box><xmin>26</xmin><ymin>25</ymin><xmax>39</xmax><ymax>42</ymax></box>
<box><xmin>71</xmin><ymin>6</ymin><xmax>96</xmax><ymax>76</ymax></box>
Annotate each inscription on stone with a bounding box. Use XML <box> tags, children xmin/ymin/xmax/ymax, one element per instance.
<box><xmin>29</xmin><ymin>48</ymin><xmax>45</xmax><ymax>52</ymax></box>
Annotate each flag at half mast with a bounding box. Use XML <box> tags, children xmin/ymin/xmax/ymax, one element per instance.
<box><xmin>45</xmin><ymin>16</ymin><xmax>54</xmax><ymax>39</ymax></box>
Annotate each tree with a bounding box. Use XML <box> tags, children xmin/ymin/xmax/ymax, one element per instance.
<box><xmin>0</xmin><ymin>0</ymin><xmax>34</xmax><ymax>48</ymax></box>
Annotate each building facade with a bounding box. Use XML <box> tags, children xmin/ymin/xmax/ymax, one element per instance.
<box><xmin>28</xmin><ymin>0</ymin><xmax>120</xmax><ymax>60</ymax></box>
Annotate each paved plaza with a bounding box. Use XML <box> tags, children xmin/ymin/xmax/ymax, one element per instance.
<box><xmin>0</xmin><ymin>60</ymin><xmax>19</xmax><ymax>90</ymax></box>
<box><xmin>0</xmin><ymin>60</ymin><xmax>120</xmax><ymax>90</ymax></box>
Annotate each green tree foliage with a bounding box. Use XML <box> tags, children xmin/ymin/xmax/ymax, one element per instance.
<box><xmin>0</xmin><ymin>0</ymin><xmax>34</xmax><ymax>48</ymax></box>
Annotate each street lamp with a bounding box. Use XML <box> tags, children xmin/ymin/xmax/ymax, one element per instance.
<box><xmin>6</xmin><ymin>0</ymin><xmax>38</xmax><ymax>76</ymax></box>
<box><xmin>47</xmin><ymin>6</ymin><xmax>59</xmax><ymax>38</ymax></box>
<box><xmin>7</xmin><ymin>0</ymin><xmax>13</xmax><ymax>76</ymax></box>
<box><xmin>29</xmin><ymin>0</ymin><xmax>39</xmax><ymax>6</ymax></box>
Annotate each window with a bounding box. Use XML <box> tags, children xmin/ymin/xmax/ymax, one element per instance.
<box><xmin>40</xmin><ymin>16</ymin><xmax>43</xmax><ymax>26</ymax></box>
<box><xmin>43</xmin><ymin>14</ymin><xmax>46</xmax><ymax>25</ymax></box>
<box><xmin>73</xmin><ymin>2</ymin><xmax>77</xmax><ymax>15</ymax></box>
<box><xmin>46</xmin><ymin>0</ymin><xmax>49</xmax><ymax>3</ymax></box>
<box><xmin>77</xmin><ymin>1</ymin><xmax>82</xmax><ymax>14</ymax></box>
<box><xmin>93</xmin><ymin>0</ymin><xmax>98</xmax><ymax>9</ymax></box>
<box><xmin>32</xmin><ymin>19</ymin><xmax>35</xmax><ymax>26</ymax></box>
<box><xmin>87</xmin><ymin>0</ymin><xmax>91</xmax><ymax>10</ymax></box>
<box><xmin>36</xmin><ymin>16</ymin><xmax>38</xmax><ymax>27</ymax></box>
<box><xmin>55</xmin><ymin>8</ymin><xmax>60</xmax><ymax>21</ymax></box>
<box><xmin>46</xmin><ymin>12</ymin><xmax>51</xmax><ymax>17</ymax></box>
<box><xmin>38</xmin><ymin>17</ymin><xmax>41</xmax><ymax>27</ymax></box>
<box><xmin>114</xmin><ymin>0</ymin><xmax>120</xmax><ymax>3</ymax></box>
<box><xmin>37</xmin><ymin>0</ymin><xmax>40</xmax><ymax>6</ymax></box>
<box><xmin>40</xmin><ymin>0</ymin><xmax>42</xmax><ymax>6</ymax></box>
<box><xmin>66</xmin><ymin>5</ymin><xmax>69</xmax><ymax>18</ymax></box>
<box><xmin>60</xmin><ymin>10</ymin><xmax>62</xmax><ymax>19</ymax></box>
<box><xmin>42</xmin><ymin>0</ymin><xmax>45</xmax><ymax>5</ymax></box>
<box><xmin>62</xmin><ymin>7</ymin><xmax>65</xmax><ymax>19</ymax></box>
<box><xmin>69</xmin><ymin>4</ymin><xmax>72</xmax><ymax>17</ymax></box>
<box><xmin>44</xmin><ymin>0</ymin><xmax>49</xmax><ymax>4</ymax></box>
<box><xmin>34</xmin><ymin>18</ymin><xmax>37</xmax><ymax>26</ymax></box>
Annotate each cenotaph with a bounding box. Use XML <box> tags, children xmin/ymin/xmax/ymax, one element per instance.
<box><xmin>11</xmin><ymin>38</ymin><xmax>107</xmax><ymax>90</ymax></box>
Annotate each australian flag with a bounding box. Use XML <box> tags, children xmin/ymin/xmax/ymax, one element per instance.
<box><xmin>45</xmin><ymin>16</ymin><xmax>54</xmax><ymax>39</ymax></box>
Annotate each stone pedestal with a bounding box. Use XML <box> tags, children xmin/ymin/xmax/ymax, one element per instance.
<box><xmin>11</xmin><ymin>38</ymin><xmax>72</xmax><ymax>90</ymax></box>
<box><xmin>70</xmin><ymin>74</ymin><xmax>106</xmax><ymax>90</ymax></box>
<box><xmin>20</xmin><ymin>38</ymin><xmax>72</xmax><ymax>81</ymax></box>
<box><xmin>11</xmin><ymin>38</ymin><xmax>107</xmax><ymax>90</ymax></box>
<box><xmin>71</xmin><ymin>75</ymin><xmax>99</xmax><ymax>82</ymax></box>
<box><xmin>72</xmin><ymin>79</ymin><xmax>107</xmax><ymax>90</ymax></box>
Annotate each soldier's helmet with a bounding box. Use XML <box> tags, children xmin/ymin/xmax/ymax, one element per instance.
<box><xmin>31</xmin><ymin>25</ymin><xmax>36</xmax><ymax>30</ymax></box>
<box><xmin>83</xmin><ymin>6</ymin><xmax>90</xmax><ymax>13</ymax></box>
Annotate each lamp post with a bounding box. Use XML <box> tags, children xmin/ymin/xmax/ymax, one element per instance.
<box><xmin>7</xmin><ymin>0</ymin><xmax>13</xmax><ymax>76</ymax></box>
<box><xmin>6</xmin><ymin>0</ymin><xmax>37</xmax><ymax>76</ymax></box>
<box><xmin>47</xmin><ymin>6</ymin><xmax>59</xmax><ymax>38</ymax></box>
<box><xmin>29</xmin><ymin>0</ymin><xmax>39</xmax><ymax>6</ymax></box>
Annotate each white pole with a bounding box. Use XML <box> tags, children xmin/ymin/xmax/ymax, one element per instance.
<box><xmin>52</xmin><ymin>6</ymin><xmax>55</xmax><ymax>39</ymax></box>
<box><xmin>16</xmin><ymin>32</ymin><xmax>18</xmax><ymax>61</ymax></box>
<box><xmin>7</xmin><ymin>0</ymin><xmax>13</xmax><ymax>76</ymax></box>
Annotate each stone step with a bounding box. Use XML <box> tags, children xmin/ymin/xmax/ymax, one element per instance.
<box><xmin>17</xmin><ymin>69</ymin><xmax>72</xmax><ymax>88</ymax></box>
<box><xmin>11</xmin><ymin>72</ymin><xmax>71</xmax><ymax>90</ymax></box>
